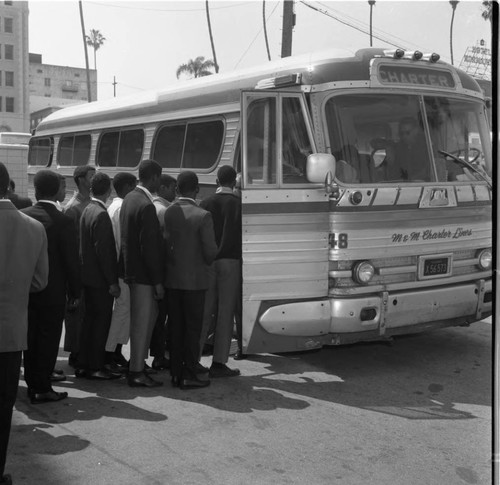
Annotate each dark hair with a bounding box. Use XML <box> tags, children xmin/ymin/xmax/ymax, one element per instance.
<box><xmin>91</xmin><ymin>172</ymin><xmax>111</xmax><ymax>196</ymax></box>
<box><xmin>159</xmin><ymin>174</ymin><xmax>176</xmax><ymax>188</ymax></box>
<box><xmin>138</xmin><ymin>159</ymin><xmax>162</xmax><ymax>183</ymax></box>
<box><xmin>0</xmin><ymin>162</ymin><xmax>10</xmax><ymax>197</ymax></box>
<box><xmin>113</xmin><ymin>172</ymin><xmax>137</xmax><ymax>197</ymax></box>
<box><xmin>217</xmin><ymin>165</ymin><xmax>236</xmax><ymax>186</ymax></box>
<box><xmin>177</xmin><ymin>171</ymin><xmax>198</xmax><ymax>195</ymax></box>
<box><xmin>34</xmin><ymin>170</ymin><xmax>60</xmax><ymax>199</ymax></box>
<box><xmin>73</xmin><ymin>165</ymin><xmax>96</xmax><ymax>186</ymax></box>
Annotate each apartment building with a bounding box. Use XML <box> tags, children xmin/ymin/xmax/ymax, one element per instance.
<box><xmin>0</xmin><ymin>0</ymin><xmax>29</xmax><ymax>133</ymax></box>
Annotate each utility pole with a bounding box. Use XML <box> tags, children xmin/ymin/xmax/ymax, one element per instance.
<box><xmin>281</xmin><ymin>0</ymin><xmax>295</xmax><ymax>58</ymax></box>
<box><xmin>113</xmin><ymin>76</ymin><xmax>117</xmax><ymax>97</ymax></box>
<box><xmin>78</xmin><ymin>1</ymin><xmax>92</xmax><ymax>102</ymax></box>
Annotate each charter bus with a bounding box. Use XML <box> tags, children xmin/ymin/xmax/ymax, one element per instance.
<box><xmin>28</xmin><ymin>47</ymin><xmax>493</xmax><ymax>354</ymax></box>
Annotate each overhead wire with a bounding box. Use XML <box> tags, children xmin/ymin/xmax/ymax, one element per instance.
<box><xmin>299</xmin><ymin>0</ymin><xmax>407</xmax><ymax>50</ymax></box>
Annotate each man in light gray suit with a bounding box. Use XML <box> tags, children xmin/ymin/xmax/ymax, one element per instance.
<box><xmin>0</xmin><ymin>162</ymin><xmax>48</xmax><ymax>485</ymax></box>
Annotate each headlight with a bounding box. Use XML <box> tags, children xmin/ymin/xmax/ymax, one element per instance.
<box><xmin>352</xmin><ymin>261</ymin><xmax>375</xmax><ymax>284</ymax></box>
<box><xmin>477</xmin><ymin>248</ymin><xmax>492</xmax><ymax>270</ymax></box>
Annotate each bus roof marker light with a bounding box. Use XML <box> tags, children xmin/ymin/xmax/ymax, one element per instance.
<box><xmin>423</xmin><ymin>53</ymin><xmax>440</xmax><ymax>63</ymax></box>
<box><xmin>382</xmin><ymin>49</ymin><xmax>405</xmax><ymax>59</ymax></box>
<box><xmin>413</xmin><ymin>51</ymin><xmax>423</xmax><ymax>60</ymax></box>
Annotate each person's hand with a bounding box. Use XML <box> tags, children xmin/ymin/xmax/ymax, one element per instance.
<box><xmin>154</xmin><ymin>283</ymin><xmax>165</xmax><ymax>300</ymax></box>
<box><xmin>109</xmin><ymin>283</ymin><xmax>121</xmax><ymax>298</ymax></box>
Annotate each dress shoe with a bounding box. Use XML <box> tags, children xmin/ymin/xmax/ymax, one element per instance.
<box><xmin>233</xmin><ymin>349</ymin><xmax>247</xmax><ymax>360</ymax></box>
<box><xmin>74</xmin><ymin>368</ymin><xmax>87</xmax><ymax>378</ymax></box>
<box><xmin>30</xmin><ymin>390</ymin><xmax>68</xmax><ymax>404</ymax></box>
<box><xmin>194</xmin><ymin>363</ymin><xmax>210</xmax><ymax>381</ymax></box>
<box><xmin>0</xmin><ymin>473</ymin><xmax>12</xmax><ymax>485</ymax></box>
<box><xmin>128</xmin><ymin>372</ymin><xmax>162</xmax><ymax>388</ymax></box>
<box><xmin>143</xmin><ymin>362</ymin><xmax>157</xmax><ymax>375</ymax></box>
<box><xmin>152</xmin><ymin>357</ymin><xmax>170</xmax><ymax>370</ymax></box>
<box><xmin>180</xmin><ymin>376</ymin><xmax>210</xmax><ymax>390</ymax></box>
<box><xmin>209</xmin><ymin>363</ymin><xmax>240</xmax><ymax>378</ymax></box>
<box><xmin>86</xmin><ymin>369</ymin><xmax>121</xmax><ymax>380</ymax></box>
<box><xmin>104</xmin><ymin>362</ymin><xmax>127</xmax><ymax>376</ymax></box>
<box><xmin>50</xmin><ymin>371</ymin><xmax>67</xmax><ymax>382</ymax></box>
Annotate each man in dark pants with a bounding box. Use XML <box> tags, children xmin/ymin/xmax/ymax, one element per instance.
<box><xmin>0</xmin><ymin>162</ymin><xmax>48</xmax><ymax>485</ymax></box>
<box><xmin>200</xmin><ymin>165</ymin><xmax>242</xmax><ymax>378</ymax></box>
<box><xmin>63</xmin><ymin>165</ymin><xmax>96</xmax><ymax>368</ymax></box>
<box><xmin>150</xmin><ymin>174</ymin><xmax>177</xmax><ymax>370</ymax></box>
<box><xmin>164</xmin><ymin>171</ymin><xmax>218</xmax><ymax>389</ymax></box>
<box><xmin>22</xmin><ymin>170</ymin><xmax>81</xmax><ymax>404</ymax></box>
<box><xmin>78</xmin><ymin>172</ymin><xmax>121</xmax><ymax>380</ymax></box>
<box><xmin>120</xmin><ymin>160</ymin><xmax>164</xmax><ymax>387</ymax></box>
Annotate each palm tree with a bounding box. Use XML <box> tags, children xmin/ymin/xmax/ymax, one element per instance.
<box><xmin>263</xmin><ymin>0</ymin><xmax>271</xmax><ymax>61</ymax></box>
<box><xmin>205</xmin><ymin>1</ymin><xmax>219</xmax><ymax>73</ymax></box>
<box><xmin>86</xmin><ymin>29</ymin><xmax>106</xmax><ymax>70</ymax></box>
<box><xmin>368</xmin><ymin>1</ymin><xmax>376</xmax><ymax>47</ymax></box>
<box><xmin>78</xmin><ymin>1</ymin><xmax>92</xmax><ymax>102</ymax></box>
<box><xmin>449</xmin><ymin>1</ymin><xmax>459</xmax><ymax>65</ymax></box>
<box><xmin>481</xmin><ymin>1</ymin><xmax>493</xmax><ymax>21</ymax></box>
<box><xmin>176</xmin><ymin>56</ymin><xmax>216</xmax><ymax>79</ymax></box>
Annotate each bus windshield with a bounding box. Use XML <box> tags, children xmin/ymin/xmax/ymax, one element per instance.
<box><xmin>325</xmin><ymin>93</ymin><xmax>492</xmax><ymax>184</ymax></box>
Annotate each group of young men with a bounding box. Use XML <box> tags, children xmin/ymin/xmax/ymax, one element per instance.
<box><xmin>68</xmin><ymin>159</ymin><xmax>244</xmax><ymax>390</ymax></box>
<box><xmin>0</xmin><ymin>158</ymin><xmax>243</xmax><ymax>483</ymax></box>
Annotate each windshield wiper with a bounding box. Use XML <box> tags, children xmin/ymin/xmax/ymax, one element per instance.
<box><xmin>438</xmin><ymin>150</ymin><xmax>492</xmax><ymax>188</ymax></box>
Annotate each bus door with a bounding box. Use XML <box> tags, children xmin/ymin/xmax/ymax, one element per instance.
<box><xmin>240</xmin><ymin>91</ymin><xmax>331</xmax><ymax>354</ymax></box>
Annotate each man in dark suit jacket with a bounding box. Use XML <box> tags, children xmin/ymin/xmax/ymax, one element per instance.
<box><xmin>0</xmin><ymin>162</ymin><xmax>48</xmax><ymax>485</ymax></box>
<box><xmin>63</xmin><ymin>165</ymin><xmax>96</xmax><ymax>367</ymax></box>
<box><xmin>164</xmin><ymin>171</ymin><xmax>218</xmax><ymax>389</ymax></box>
<box><xmin>22</xmin><ymin>170</ymin><xmax>81</xmax><ymax>404</ymax></box>
<box><xmin>120</xmin><ymin>159</ymin><xmax>164</xmax><ymax>387</ymax></box>
<box><xmin>7</xmin><ymin>179</ymin><xmax>32</xmax><ymax>209</ymax></box>
<box><xmin>79</xmin><ymin>172</ymin><xmax>121</xmax><ymax>380</ymax></box>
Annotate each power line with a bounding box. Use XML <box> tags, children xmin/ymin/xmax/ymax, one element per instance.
<box><xmin>300</xmin><ymin>0</ymin><xmax>406</xmax><ymax>49</ymax></box>
<box><xmin>233</xmin><ymin>1</ymin><xmax>280</xmax><ymax>69</ymax></box>
<box><xmin>313</xmin><ymin>1</ymin><xmax>432</xmax><ymax>52</ymax></box>
<box><xmin>87</xmin><ymin>1</ymin><xmax>254</xmax><ymax>13</ymax></box>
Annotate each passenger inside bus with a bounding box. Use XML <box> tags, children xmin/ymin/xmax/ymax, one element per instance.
<box><xmin>381</xmin><ymin>117</ymin><xmax>431</xmax><ymax>182</ymax></box>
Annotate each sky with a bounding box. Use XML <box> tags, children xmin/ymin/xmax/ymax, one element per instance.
<box><xmin>27</xmin><ymin>0</ymin><xmax>493</xmax><ymax>101</ymax></box>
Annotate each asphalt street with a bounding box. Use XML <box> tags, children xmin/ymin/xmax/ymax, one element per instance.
<box><xmin>5</xmin><ymin>318</ymin><xmax>493</xmax><ymax>485</ymax></box>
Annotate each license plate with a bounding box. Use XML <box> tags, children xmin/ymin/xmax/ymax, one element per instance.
<box><xmin>419</xmin><ymin>255</ymin><xmax>452</xmax><ymax>279</ymax></box>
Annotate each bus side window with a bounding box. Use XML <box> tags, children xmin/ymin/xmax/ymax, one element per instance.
<box><xmin>246</xmin><ymin>98</ymin><xmax>277</xmax><ymax>185</ymax></box>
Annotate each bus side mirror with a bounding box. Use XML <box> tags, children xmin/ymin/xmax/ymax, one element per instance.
<box><xmin>306</xmin><ymin>153</ymin><xmax>336</xmax><ymax>183</ymax></box>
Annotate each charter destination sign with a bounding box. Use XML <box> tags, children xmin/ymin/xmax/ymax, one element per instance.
<box><xmin>392</xmin><ymin>227</ymin><xmax>472</xmax><ymax>244</ymax></box>
<box><xmin>378</xmin><ymin>65</ymin><xmax>455</xmax><ymax>88</ymax></box>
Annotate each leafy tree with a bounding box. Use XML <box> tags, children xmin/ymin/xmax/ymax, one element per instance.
<box><xmin>176</xmin><ymin>56</ymin><xmax>216</xmax><ymax>79</ymax></box>
<box><xmin>86</xmin><ymin>29</ymin><xmax>106</xmax><ymax>70</ymax></box>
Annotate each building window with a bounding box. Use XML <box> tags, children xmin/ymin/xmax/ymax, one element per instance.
<box><xmin>5</xmin><ymin>71</ymin><xmax>13</xmax><ymax>87</ymax></box>
<box><xmin>4</xmin><ymin>18</ymin><xmax>13</xmax><ymax>34</ymax></box>
<box><xmin>6</xmin><ymin>97</ymin><xmax>14</xmax><ymax>112</ymax></box>
<box><xmin>4</xmin><ymin>44</ymin><xmax>13</xmax><ymax>60</ymax></box>
<box><xmin>74</xmin><ymin>73</ymin><xmax>80</xmax><ymax>78</ymax></box>
<box><xmin>37</xmin><ymin>69</ymin><xmax>43</xmax><ymax>74</ymax></box>
<box><xmin>44</xmin><ymin>78</ymin><xmax>51</xmax><ymax>87</ymax></box>
<box><xmin>5</xmin><ymin>1</ymin><xmax>13</xmax><ymax>5</ymax></box>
